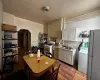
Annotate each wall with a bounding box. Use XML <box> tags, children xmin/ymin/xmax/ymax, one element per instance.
<box><xmin>0</xmin><ymin>0</ymin><xmax>3</xmax><ymax>70</ymax></box>
<box><xmin>3</xmin><ymin>12</ymin><xmax>44</xmax><ymax>46</ymax></box>
<box><xmin>64</xmin><ymin>10</ymin><xmax>100</xmax><ymax>63</ymax></box>
<box><xmin>64</xmin><ymin>16</ymin><xmax>100</xmax><ymax>42</ymax></box>
<box><xmin>64</xmin><ymin>10</ymin><xmax>100</xmax><ymax>30</ymax></box>
<box><xmin>48</xmin><ymin>18</ymin><xmax>63</xmax><ymax>39</ymax></box>
<box><xmin>65</xmin><ymin>17</ymin><xmax>100</xmax><ymax>30</ymax></box>
<box><xmin>43</xmin><ymin>23</ymin><xmax>48</xmax><ymax>34</ymax></box>
<box><xmin>64</xmin><ymin>10</ymin><xmax>100</xmax><ymax>42</ymax></box>
<box><xmin>65</xmin><ymin>10</ymin><xmax>100</xmax><ymax>23</ymax></box>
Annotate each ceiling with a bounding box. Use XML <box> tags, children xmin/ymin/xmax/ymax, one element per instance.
<box><xmin>3</xmin><ymin>0</ymin><xmax>100</xmax><ymax>24</ymax></box>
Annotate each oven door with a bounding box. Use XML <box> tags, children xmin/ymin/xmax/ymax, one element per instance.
<box><xmin>44</xmin><ymin>45</ymin><xmax>53</xmax><ymax>58</ymax></box>
<box><xmin>44</xmin><ymin>45</ymin><xmax>50</xmax><ymax>55</ymax></box>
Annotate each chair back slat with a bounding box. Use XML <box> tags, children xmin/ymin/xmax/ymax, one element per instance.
<box><xmin>40</xmin><ymin>64</ymin><xmax>60</xmax><ymax>80</ymax></box>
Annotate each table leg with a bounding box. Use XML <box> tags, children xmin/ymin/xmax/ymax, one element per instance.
<box><xmin>24</xmin><ymin>62</ymin><xmax>27</xmax><ymax>72</ymax></box>
<box><xmin>28</xmin><ymin>67</ymin><xmax>30</xmax><ymax>80</ymax></box>
<box><xmin>24</xmin><ymin>62</ymin><xmax>30</xmax><ymax>80</ymax></box>
<box><xmin>0</xmin><ymin>71</ymin><xmax>3</xmax><ymax>80</ymax></box>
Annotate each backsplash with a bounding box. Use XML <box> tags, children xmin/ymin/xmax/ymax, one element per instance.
<box><xmin>63</xmin><ymin>40</ymin><xmax>81</xmax><ymax>48</ymax></box>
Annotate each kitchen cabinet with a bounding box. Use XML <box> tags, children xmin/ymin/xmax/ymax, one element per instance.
<box><xmin>54</xmin><ymin>47</ymin><xmax>59</xmax><ymax>59</ymax></box>
<box><xmin>59</xmin><ymin>48</ymin><xmax>76</xmax><ymax>65</ymax></box>
<box><xmin>62</xmin><ymin>27</ymin><xmax>89</xmax><ymax>41</ymax></box>
<box><xmin>62</xmin><ymin>28</ymin><xmax>76</xmax><ymax>41</ymax></box>
<box><xmin>66</xmin><ymin>51</ymin><xmax>72</xmax><ymax>64</ymax></box>
<box><xmin>59</xmin><ymin>48</ymin><xmax>66</xmax><ymax>62</ymax></box>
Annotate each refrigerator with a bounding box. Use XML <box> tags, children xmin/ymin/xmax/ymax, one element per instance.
<box><xmin>88</xmin><ymin>30</ymin><xmax>100</xmax><ymax>80</ymax></box>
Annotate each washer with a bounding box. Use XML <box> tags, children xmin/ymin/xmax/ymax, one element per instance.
<box><xmin>78</xmin><ymin>49</ymin><xmax>88</xmax><ymax>74</ymax></box>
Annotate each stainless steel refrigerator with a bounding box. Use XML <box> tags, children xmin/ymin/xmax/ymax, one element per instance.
<box><xmin>88</xmin><ymin>30</ymin><xmax>100</xmax><ymax>80</ymax></box>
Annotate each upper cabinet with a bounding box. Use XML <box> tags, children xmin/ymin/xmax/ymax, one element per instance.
<box><xmin>62</xmin><ymin>28</ymin><xmax>76</xmax><ymax>41</ymax></box>
<box><xmin>62</xmin><ymin>24</ymin><xmax>90</xmax><ymax>42</ymax></box>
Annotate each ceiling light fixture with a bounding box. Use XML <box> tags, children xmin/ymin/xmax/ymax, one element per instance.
<box><xmin>42</xmin><ymin>6</ymin><xmax>50</xmax><ymax>12</ymax></box>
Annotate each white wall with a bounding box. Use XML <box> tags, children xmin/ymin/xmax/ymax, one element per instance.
<box><xmin>65</xmin><ymin>10</ymin><xmax>100</xmax><ymax>23</ymax></box>
<box><xmin>3</xmin><ymin>12</ymin><xmax>44</xmax><ymax>46</ymax></box>
<box><xmin>63</xmin><ymin>11</ymin><xmax>100</xmax><ymax>63</ymax></box>
<box><xmin>65</xmin><ymin>16</ymin><xmax>100</xmax><ymax>30</ymax></box>
<box><xmin>64</xmin><ymin>10</ymin><xmax>100</xmax><ymax>33</ymax></box>
<box><xmin>64</xmin><ymin>15</ymin><xmax>100</xmax><ymax>62</ymax></box>
<box><xmin>64</xmin><ymin>16</ymin><xmax>100</xmax><ymax>42</ymax></box>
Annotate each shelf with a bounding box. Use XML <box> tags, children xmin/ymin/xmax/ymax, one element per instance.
<box><xmin>3</xmin><ymin>47</ymin><xmax>18</xmax><ymax>49</ymax></box>
<box><xmin>2</xmin><ymin>30</ymin><xmax>18</xmax><ymax>33</ymax></box>
<box><xmin>3</xmin><ymin>54</ymin><xmax>18</xmax><ymax>58</ymax></box>
<box><xmin>2</xmin><ymin>25</ymin><xmax>18</xmax><ymax>74</ymax></box>
<box><xmin>2</xmin><ymin>38</ymin><xmax>18</xmax><ymax>40</ymax></box>
<box><xmin>41</xmin><ymin>37</ymin><xmax>47</xmax><ymax>39</ymax></box>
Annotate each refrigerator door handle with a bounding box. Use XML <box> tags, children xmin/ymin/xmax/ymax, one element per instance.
<box><xmin>88</xmin><ymin>31</ymin><xmax>94</xmax><ymax>57</ymax></box>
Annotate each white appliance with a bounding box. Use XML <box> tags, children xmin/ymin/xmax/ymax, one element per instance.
<box><xmin>88</xmin><ymin>30</ymin><xmax>100</xmax><ymax>80</ymax></box>
<box><xmin>78</xmin><ymin>49</ymin><xmax>88</xmax><ymax>74</ymax></box>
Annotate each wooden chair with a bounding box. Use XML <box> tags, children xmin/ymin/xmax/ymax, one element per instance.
<box><xmin>39</xmin><ymin>64</ymin><xmax>60</xmax><ymax>80</ymax></box>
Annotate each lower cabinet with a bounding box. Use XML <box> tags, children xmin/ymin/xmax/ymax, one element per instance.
<box><xmin>59</xmin><ymin>49</ymin><xmax>66</xmax><ymax>62</ymax></box>
<box><xmin>59</xmin><ymin>48</ymin><xmax>76</xmax><ymax>65</ymax></box>
<box><xmin>66</xmin><ymin>53</ymin><xmax>72</xmax><ymax>65</ymax></box>
<box><xmin>54</xmin><ymin>47</ymin><xmax>59</xmax><ymax>59</ymax></box>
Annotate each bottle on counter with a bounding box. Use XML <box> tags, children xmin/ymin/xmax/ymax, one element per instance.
<box><xmin>37</xmin><ymin>49</ymin><xmax>40</xmax><ymax>57</ymax></box>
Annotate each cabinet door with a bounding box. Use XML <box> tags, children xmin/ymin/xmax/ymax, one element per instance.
<box><xmin>62</xmin><ymin>28</ymin><xmax>76</xmax><ymax>41</ymax></box>
<box><xmin>54</xmin><ymin>48</ymin><xmax>59</xmax><ymax>59</ymax></box>
<box><xmin>66</xmin><ymin>53</ymin><xmax>72</xmax><ymax>65</ymax></box>
<box><xmin>62</xmin><ymin>29</ymin><xmax>68</xmax><ymax>40</ymax></box>
<box><xmin>68</xmin><ymin>28</ymin><xmax>76</xmax><ymax>41</ymax></box>
<box><xmin>59</xmin><ymin>49</ymin><xmax>66</xmax><ymax>62</ymax></box>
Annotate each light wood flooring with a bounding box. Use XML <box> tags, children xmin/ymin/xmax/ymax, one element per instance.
<box><xmin>56</xmin><ymin>60</ymin><xmax>87</xmax><ymax>80</ymax></box>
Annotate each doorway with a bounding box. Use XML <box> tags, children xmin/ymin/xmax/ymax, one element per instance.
<box><xmin>18</xmin><ymin>29</ymin><xmax>31</xmax><ymax>69</ymax></box>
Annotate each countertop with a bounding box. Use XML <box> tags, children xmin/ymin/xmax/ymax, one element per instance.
<box><xmin>53</xmin><ymin>46</ymin><xmax>76</xmax><ymax>52</ymax></box>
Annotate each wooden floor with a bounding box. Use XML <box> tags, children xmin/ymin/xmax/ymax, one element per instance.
<box><xmin>3</xmin><ymin>58</ymin><xmax>87</xmax><ymax>80</ymax></box>
<box><xmin>56</xmin><ymin>60</ymin><xmax>87</xmax><ymax>80</ymax></box>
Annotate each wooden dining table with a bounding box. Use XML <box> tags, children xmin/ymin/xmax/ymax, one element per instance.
<box><xmin>23</xmin><ymin>54</ymin><xmax>55</xmax><ymax>79</ymax></box>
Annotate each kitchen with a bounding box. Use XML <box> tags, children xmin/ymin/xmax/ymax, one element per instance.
<box><xmin>43</xmin><ymin>15</ymin><xmax>100</xmax><ymax>75</ymax></box>
<box><xmin>1</xmin><ymin>0</ymin><xmax>100</xmax><ymax>80</ymax></box>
